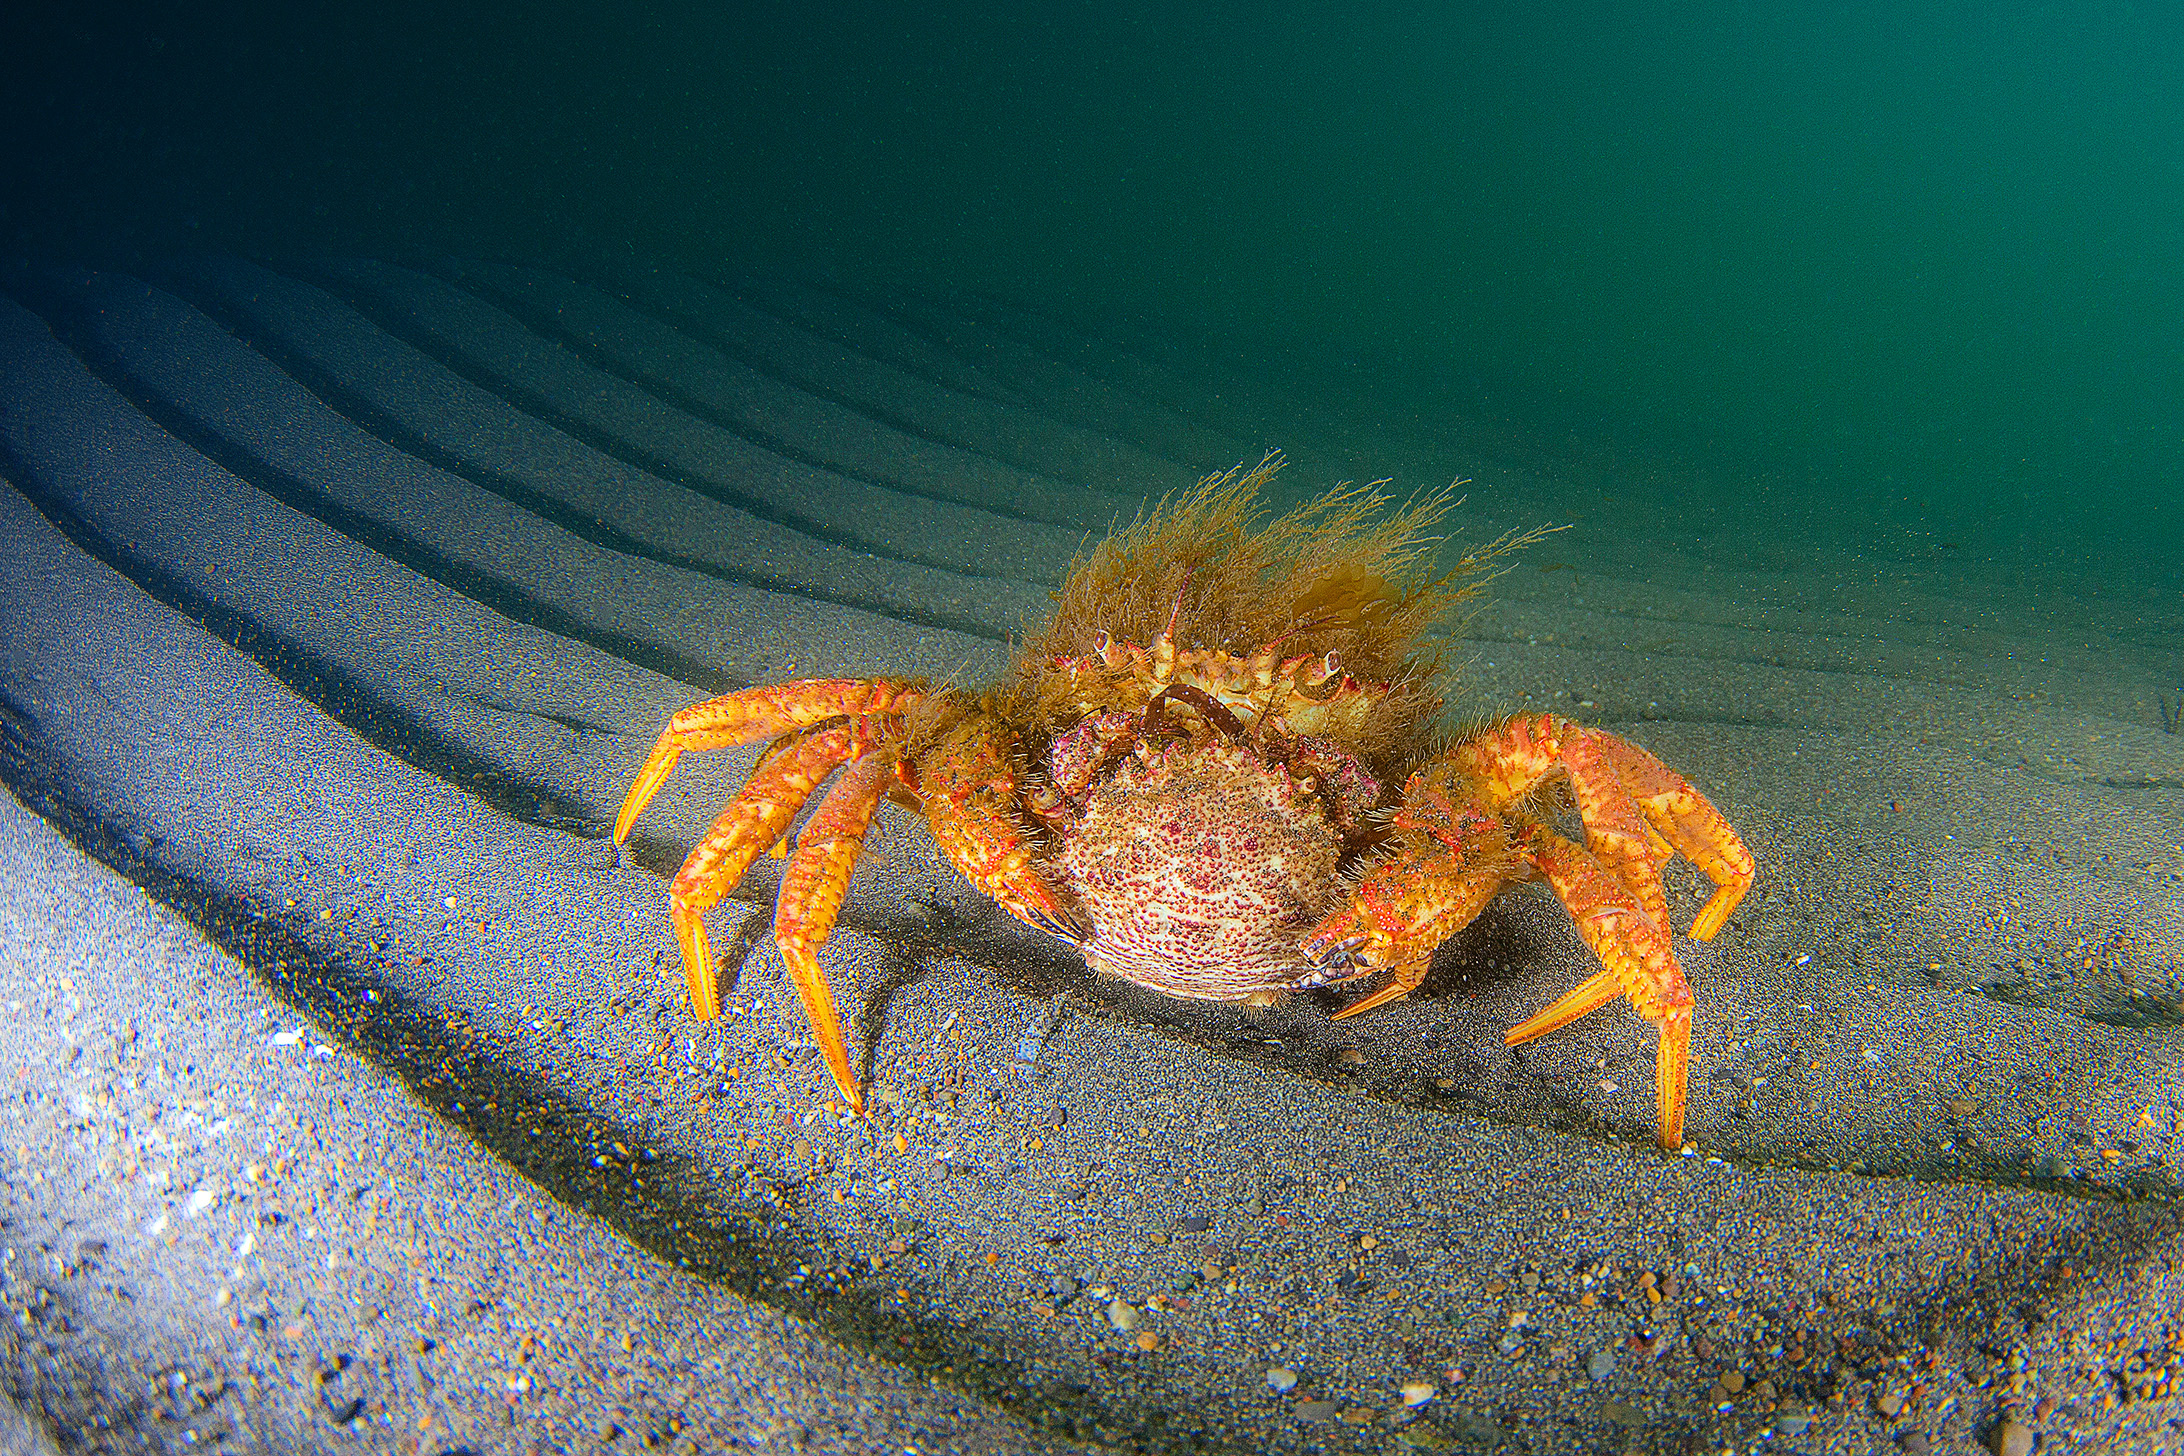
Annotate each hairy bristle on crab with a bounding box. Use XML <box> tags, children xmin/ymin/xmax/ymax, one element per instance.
<box><xmin>992</xmin><ymin>453</ymin><xmax>1545</xmax><ymax>774</ymax></box>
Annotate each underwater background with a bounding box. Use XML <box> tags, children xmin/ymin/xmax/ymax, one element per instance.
<box><xmin>3</xmin><ymin>4</ymin><xmax>2183</xmax><ymax>1453</ymax></box>
<box><xmin>8</xmin><ymin>1</ymin><xmax>2182</xmax><ymax>576</ymax></box>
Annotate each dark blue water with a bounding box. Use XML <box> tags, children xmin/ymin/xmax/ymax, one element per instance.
<box><xmin>7</xmin><ymin>2</ymin><xmax>2179</xmax><ymax>573</ymax></box>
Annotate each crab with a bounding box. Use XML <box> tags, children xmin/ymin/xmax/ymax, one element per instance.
<box><xmin>613</xmin><ymin>459</ymin><xmax>1755</xmax><ymax>1148</ymax></box>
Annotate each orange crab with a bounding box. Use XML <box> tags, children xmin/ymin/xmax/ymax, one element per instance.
<box><xmin>614</xmin><ymin>459</ymin><xmax>1754</xmax><ymax>1149</ymax></box>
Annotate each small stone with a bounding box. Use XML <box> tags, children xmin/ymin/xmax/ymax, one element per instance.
<box><xmin>1295</xmin><ymin>1400</ymin><xmax>1341</xmax><ymax>1422</ymax></box>
<box><xmin>2033</xmin><ymin>1396</ymin><xmax>2056</xmax><ymax>1420</ymax></box>
<box><xmin>1721</xmin><ymin>1369</ymin><xmax>1746</xmax><ymax>1394</ymax></box>
<box><xmin>1179</xmin><ymin>1215</ymin><xmax>1211</xmax><ymax>1233</ymax></box>
<box><xmin>1048</xmin><ymin>1275</ymin><xmax>1078</xmax><ymax>1303</ymax></box>
<box><xmin>1106</xmin><ymin>1300</ymin><xmax>1138</xmax><ymax>1331</ymax></box>
<box><xmin>1602</xmin><ymin>1401</ymin><xmax>1645</xmax><ymax>1428</ymax></box>
<box><xmin>1586</xmin><ymin>1347</ymin><xmax>1616</xmax><ymax>1381</ymax></box>
<box><xmin>1339</xmin><ymin>1407</ymin><xmax>1376</xmax><ymax>1425</ymax></box>
<box><xmin>1200</xmin><ymin>1257</ymin><xmax>1224</xmax><ymax>1282</ymax></box>
<box><xmin>1899</xmin><ymin>1434</ymin><xmax>1931</xmax><ymax>1455</ymax></box>
<box><xmin>1135</xmin><ymin>1331</ymin><xmax>1160</xmax><ymax>1351</ymax></box>
<box><xmin>1875</xmin><ymin>1391</ymin><xmax>1906</xmax><ymax>1418</ymax></box>
<box><xmin>1990</xmin><ymin>1421</ymin><xmax>2033</xmax><ymax>1456</ymax></box>
<box><xmin>1484</xmin><ymin>1278</ymin><xmax>1508</xmax><ymax>1295</ymax></box>
<box><xmin>1776</xmin><ymin>1414</ymin><xmax>1813</xmax><ymax>1436</ymax></box>
<box><xmin>1708</xmin><ymin>1385</ymin><xmax>1730</xmax><ymax>1407</ymax></box>
<box><xmin>1266</xmin><ymin>1366</ymin><xmax>1299</xmax><ymax>1392</ymax></box>
<box><xmin>1400</xmin><ymin>1380</ymin><xmax>1436</xmax><ymax>1407</ymax></box>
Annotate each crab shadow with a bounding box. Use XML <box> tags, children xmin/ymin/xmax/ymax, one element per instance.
<box><xmin>834</xmin><ymin>877</ymin><xmax>1576</xmax><ymax>1126</ymax></box>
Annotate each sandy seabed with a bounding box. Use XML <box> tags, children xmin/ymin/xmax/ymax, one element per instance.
<box><xmin>0</xmin><ymin>252</ymin><xmax>2179</xmax><ymax>1454</ymax></box>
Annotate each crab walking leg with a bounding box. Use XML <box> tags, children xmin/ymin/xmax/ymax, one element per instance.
<box><xmin>772</xmin><ymin>751</ymin><xmax>894</xmax><ymax>1114</ymax></box>
<box><xmin>917</xmin><ymin>714</ymin><xmax>1087</xmax><ymax>941</ymax></box>
<box><xmin>1456</xmin><ymin>715</ymin><xmax>1752</xmax><ymax>942</ymax></box>
<box><xmin>1302</xmin><ymin>764</ymin><xmax>1528</xmax><ymax>1014</ymax></box>
<box><xmin>615</xmin><ymin>679</ymin><xmax>924</xmax><ymax>843</ymax></box>
<box><xmin>1510</xmin><ymin>834</ymin><xmax>1694</xmax><ymax>1149</ymax></box>
<box><xmin>1594</xmin><ymin>734</ymin><xmax>1755</xmax><ymax>940</ymax></box>
<box><xmin>1555</xmin><ymin>725</ymin><xmax>1679</xmax><ymax>932</ymax></box>
<box><xmin>1450</xmin><ymin>715</ymin><xmax>1670</xmax><ymax>932</ymax></box>
<box><xmin>665</xmin><ymin>726</ymin><xmax>857</xmax><ymax>1020</ymax></box>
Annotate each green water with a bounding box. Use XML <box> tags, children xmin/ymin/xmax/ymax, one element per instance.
<box><xmin>6</xmin><ymin>2</ymin><xmax>2178</xmax><ymax>572</ymax></box>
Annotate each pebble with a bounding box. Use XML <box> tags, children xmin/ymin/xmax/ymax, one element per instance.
<box><xmin>1266</xmin><ymin>1366</ymin><xmax>1299</xmax><ymax>1392</ymax></box>
<box><xmin>1875</xmin><ymin>1390</ymin><xmax>1906</xmax><ymax>1418</ymax></box>
<box><xmin>1400</xmin><ymin>1380</ymin><xmax>1435</xmax><ymax>1407</ymax></box>
<box><xmin>1720</xmin><ymin>1369</ymin><xmax>1746</xmax><ymax>1394</ymax></box>
<box><xmin>1338</xmin><ymin>1407</ymin><xmax>1375</xmax><ymax>1426</ymax></box>
<box><xmin>1898</xmin><ymin>1434</ymin><xmax>1930</xmax><ymax>1455</ymax></box>
<box><xmin>1179</xmin><ymin>1215</ymin><xmax>1210</xmax><ymax>1233</ymax></box>
<box><xmin>1990</xmin><ymin>1421</ymin><xmax>2032</xmax><ymax>1456</ymax></box>
<box><xmin>1106</xmin><ymin>1300</ymin><xmax>1138</xmax><ymax>1331</ymax></box>
<box><xmin>1586</xmin><ymin>1347</ymin><xmax>1616</xmax><ymax>1380</ymax></box>
<box><xmin>1295</xmin><ymin>1400</ymin><xmax>1341</xmax><ymax>1422</ymax></box>
<box><xmin>1776</xmin><ymin>1414</ymin><xmax>1813</xmax><ymax>1436</ymax></box>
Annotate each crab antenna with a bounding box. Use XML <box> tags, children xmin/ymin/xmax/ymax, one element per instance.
<box><xmin>1157</xmin><ymin>569</ymin><xmax>1193</xmax><ymax>648</ymax></box>
<box><xmin>1153</xmin><ymin>567</ymin><xmax>1205</xmax><ymax>672</ymax></box>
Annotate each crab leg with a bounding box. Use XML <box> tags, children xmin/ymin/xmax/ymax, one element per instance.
<box><xmin>614</xmin><ymin>679</ymin><xmax>924</xmax><ymax>843</ymax></box>
<box><xmin>915</xmin><ymin>713</ymin><xmax>1086</xmax><ymax>942</ymax></box>
<box><xmin>1455</xmin><ymin>714</ymin><xmax>1751</xmax><ymax>941</ymax></box>
<box><xmin>1592</xmin><ymin>734</ymin><xmax>1754</xmax><ymax>940</ymax></box>
<box><xmin>1509</xmin><ymin>833</ymin><xmax>1693</xmax><ymax>1149</ymax></box>
<box><xmin>1302</xmin><ymin>761</ymin><xmax>1530</xmax><ymax>1014</ymax></box>
<box><xmin>773</xmin><ymin>750</ymin><xmax>896</xmax><ymax>1114</ymax></box>
<box><xmin>663</xmin><ymin>725</ymin><xmax>860</xmax><ymax>1021</ymax></box>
